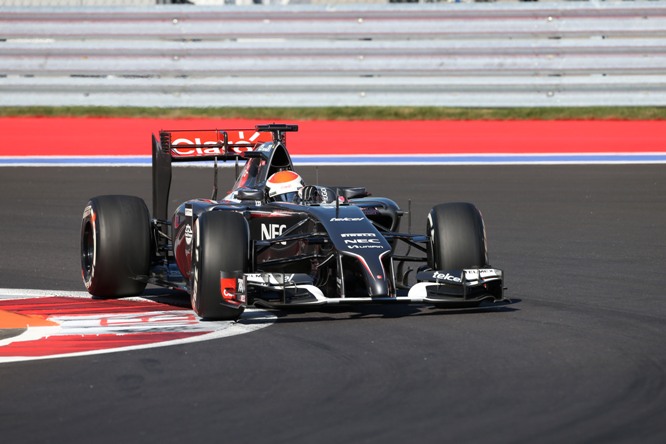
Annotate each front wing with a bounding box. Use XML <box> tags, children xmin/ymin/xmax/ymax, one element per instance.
<box><xmin>231</xmin><ymin>268</ymin><xmax>505</xmax><ymax>309</ymax></box>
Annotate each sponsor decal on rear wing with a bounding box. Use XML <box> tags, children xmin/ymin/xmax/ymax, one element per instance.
<box><xmin>159</xmin><ymin>129</ymin><xmax>274</xmax><ymax>161</ymax></box>
<box><xmin>158</xmin><ymin>124</ymin><xmax>298</xmax><ymax>162</ymax></box>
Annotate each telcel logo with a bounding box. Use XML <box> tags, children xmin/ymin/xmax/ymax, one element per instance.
<box><xmin>433</xmin><ymin>272</ymin><xmax>462</xmax><ymax>283</ymax></box>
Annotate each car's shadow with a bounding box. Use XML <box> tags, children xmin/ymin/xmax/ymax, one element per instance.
<box><xmin>268</xmin><ymin>299</ymin><xmax>520</xmax><ymax>324</ymax></box>
<box><xmin>139</xmin><ymin>288</ymin><xmax>192</xmax><ymax>308</ymax></box>
<box><xmin>139</xmin><ymin>287</ymin><xmax>520</xmax><ymax>324</ymax></box>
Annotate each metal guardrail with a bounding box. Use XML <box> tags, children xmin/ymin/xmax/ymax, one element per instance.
<box><xmin>1</xmin><ymin>3</ymin><xmax>665</xmax><ymax>107</ymax></box>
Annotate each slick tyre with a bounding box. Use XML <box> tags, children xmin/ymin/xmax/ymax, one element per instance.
<box><xmin>191</xmin><ymin>211</ymin><xmax>248</xmax><ymax>321</ymax></box>
<box><xmin>427</xmin><ymin>202</ymin><xmax>488</xmax><ymax>270</ymax></box>
<box><xmin>81</xmin><ymin>195</ymin><xmax>150</xmax><ymax>297</ymax></box>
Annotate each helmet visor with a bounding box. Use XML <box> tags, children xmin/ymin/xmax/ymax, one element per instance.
<box><xmin>272</xmin><ymin>191</ymin><xmax>298</xmax><ymax>202</ymax></box>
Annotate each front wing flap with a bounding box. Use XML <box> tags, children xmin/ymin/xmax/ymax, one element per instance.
<box><xmin>407</xmin><ymin>268</ymin><xmax>505</xmax><ymax>304</ymax></box>
<box><xmin>238</xmin><ymin>268</ymin><xmax>505</xmax><ymax>309</ymax></box>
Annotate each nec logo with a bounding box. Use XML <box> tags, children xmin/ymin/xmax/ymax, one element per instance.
<box><xmin>261</xmin><ymin>223</ymin><xmax>287</xmax><ymax>245</ymax></box>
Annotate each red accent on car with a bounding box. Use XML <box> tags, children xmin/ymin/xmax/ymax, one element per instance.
<box><xmin>220</xmin><ymin>277</ymin><xmax>237</xmax><ymax>301</ymax></box>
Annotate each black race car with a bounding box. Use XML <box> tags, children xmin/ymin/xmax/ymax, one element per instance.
<box><xmin>81</xmin><ymin>124</ymin><xmax>505</xmax><ymax>320</ymax></box>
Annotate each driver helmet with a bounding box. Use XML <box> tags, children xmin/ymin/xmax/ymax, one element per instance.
<box><xmin>266</xmin><ymin>170</ymin><xmax>305</xmax><ymax>202</ymax></box>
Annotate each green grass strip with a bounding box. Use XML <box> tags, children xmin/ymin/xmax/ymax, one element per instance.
<box><xmin>1</xmin><ymin>106</ymin><xmax>665</xmax><ymax>120</ymax></box>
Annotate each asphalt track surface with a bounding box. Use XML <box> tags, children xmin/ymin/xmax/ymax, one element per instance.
<box><xmin>0</xmin><ymin>164</ymin><xmax>665</xmax><ymax>443</ymax></box>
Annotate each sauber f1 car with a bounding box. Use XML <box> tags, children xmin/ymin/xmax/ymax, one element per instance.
<box><xmin>81</xmin><ymin>124</ymin><xmax>505</xmax><ymax>320</ymax></box>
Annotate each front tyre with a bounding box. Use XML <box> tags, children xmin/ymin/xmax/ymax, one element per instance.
<box><xmin>81</xmin><ymin>195</ymin><xmax>150</xmax><ymax>297</ymax></box>
<box><xmin>427</xmin><ymin>202</ymin><xmax>488</xmax><ymax>270</ymax></box>
<box><xmin>191</xmin><ymin>211</ymin><xmax>248</xmax><ymax>321</ymax></box>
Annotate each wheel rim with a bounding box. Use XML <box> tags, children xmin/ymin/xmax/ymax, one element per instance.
<box><xmin>82</xmin><ymin>222</ymin><xmax>94</xmax><ymax>281</ymax></box>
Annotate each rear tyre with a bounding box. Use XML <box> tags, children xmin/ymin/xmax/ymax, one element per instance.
<box><xmin>427</xmin><ymin>202</ymin><xmax>488</xmax><ymax>270</ymax></box>
<box><xmin>81</xmin><ymin>195</ymin><xmax>150</xmax><ymax>297</ymax></box>
<box><xmin>191</xmin><ymin>211</ymin><xmax>248</xmax><ymax>321</ymax></box>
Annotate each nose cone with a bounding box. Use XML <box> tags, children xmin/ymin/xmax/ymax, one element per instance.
<box><xmin>368</xmin><ymin>274</ymin><xmax>391</xmax><ymax>298</ymax></box>
<box><xmin>347</xmin><ymin>251</ymin><xmax>393</xmax><ymax>298</ymax></box>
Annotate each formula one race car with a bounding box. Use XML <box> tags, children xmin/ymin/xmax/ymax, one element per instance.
<box><xmin>81</xmin><ymin>124</ymin><xmax>504</xmax><ymax>320</ymax></box>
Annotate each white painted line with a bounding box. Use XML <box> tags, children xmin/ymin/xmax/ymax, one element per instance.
<box><xmin>2</xmin><ymin>152</ymin><xmax>666</xmax><ymax>167</ymax></box>
<box><xmin>0</xmin><ymin>288</ymin><xmax>276</xmax><ymax>364</ymax></box>
<box><xmin>0</xmin><ymin>288</ymin><xmax>92</xmax><ymax>299</ymax></box>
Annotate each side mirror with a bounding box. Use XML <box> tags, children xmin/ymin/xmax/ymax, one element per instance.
<box><xmin>340</xmin><ymin>187</ymin><xmax>369</xmax><ymax>199</ymax></box>
<box><xmin>236</xmin><ymin>189</ymin><xmax>265</xmax><ymax>201</ymax></box>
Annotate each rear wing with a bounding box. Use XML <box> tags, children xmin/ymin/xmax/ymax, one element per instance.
<box><xmin>152</xmin><ymin>123</ymin><xmax>298</xmax><ymax>220</ymax></box>
<box><xmin>157</xmin><ymin>123</ymin><xmax>299</xmax><ymax>162</ymax></box>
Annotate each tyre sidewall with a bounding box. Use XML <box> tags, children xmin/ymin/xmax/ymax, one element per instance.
<box><xmin>191</xmin><ymin>211</ymin><xmax>248</xmax><ymax>321</ymax></box>
<box><xmin>81</xmin><ymin>195</ymin><xmax>150</xmax><ymax>297</ymax></box>
<box><xmin>427</xmin><ymin>202</ymin><xmax>488</xmax><ymax>270</ymax></box>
